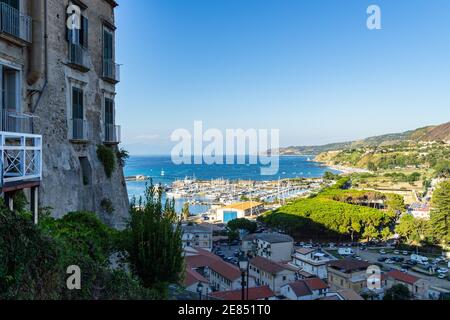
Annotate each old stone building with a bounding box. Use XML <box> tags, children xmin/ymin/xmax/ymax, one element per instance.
<box><xmin>0</xmin><ymin>0</ymin><xmax>129</xmax><ymax>228</ymax></box>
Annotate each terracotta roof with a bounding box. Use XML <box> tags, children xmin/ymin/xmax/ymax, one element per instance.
<box><xmin>385</xmin><ymin>270</ymin><xmax>420</xmax><ymax>285</ymax></box>
<box><xmin>222</xmin><ymin>201</ymin><xmax>263</xmax><ymax>211</ymax></box>
<box><xmin>185</xmin><ymin>248</ymin><xmax>241</xmax><ymax>281</ymax></box>
<box><xmin>184</xmin><ymin>268</ymin><xmax>209</xmax><ymax>287</ymax></box>
<box><xmin>209</xmin><ymin>260</ymin><xmax>242</xmax><ymax>281</ymax></box>
<box><xmin>287</xmin><ymin>281</ymin><xmax>312</xmax><ymax>297</ymax></box>
<box><xmin>210</xmin><ymin>286</ymin><xmax>275</xmax><ymax>301</ymax></box>
<box><xmin>303</xmin><ymin>278</ymin><xmax>329</xmax><ymax>291</ymax></box>
<box><xmin>250</xmin><ymin>256</ymin><xmax>293</xmax><ymax>274</ymax></box>
<box><xmin>337</xmin><ymin>289</ymin><xmax>364</xmax><ymax>301</ymax></box>
<box><xmin>317</xmin><ymin>295</ymin><xmax>341</xmax><ymax>300</ymax></box>
<box><xmin>328</xmin><ymin>258</ymin><xmax>370</xmax><ymax>273</ymax></box>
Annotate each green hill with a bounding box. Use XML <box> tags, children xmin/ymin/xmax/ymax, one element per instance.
<box><xmin>275</xmin><ymin>122</ymin><xmax>450</xmax><ymax>155</ymax></box>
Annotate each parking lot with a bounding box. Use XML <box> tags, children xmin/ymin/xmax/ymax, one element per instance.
<box><xmin>212</xmin><ymin>243</ymin><xmax>241</xmax><ymax>266</ymax></box>
<box><xmin>346</xmin><ymin>248</ymin><xmax>450</xmax><ymax>289</ymax></box>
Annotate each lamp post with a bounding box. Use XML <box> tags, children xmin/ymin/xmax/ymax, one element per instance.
<box><xmin>197</xmin><ymin>282</ymin><xmax>204</xmax><ymax>301</ymax></box>
<box><xmin>238</xmin><ymin>254</ymin><xmax>249</xmax><ymax>301</ymax></box>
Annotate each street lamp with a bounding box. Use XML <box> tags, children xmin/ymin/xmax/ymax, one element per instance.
<box><xmin>239</xmin><ymin>254</ymin><xmax>249</xmax><ymax>301</ymax></box>
<box><xmin>197</xmin><ymin>282</ymin><xmax>204</xmax><ymax>301</ymax></box>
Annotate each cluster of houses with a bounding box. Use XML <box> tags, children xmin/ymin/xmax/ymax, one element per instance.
<box><xmin>182</xmin><ymin>226</ymin><xmax>437</xmax><ymax>301</ymax></box>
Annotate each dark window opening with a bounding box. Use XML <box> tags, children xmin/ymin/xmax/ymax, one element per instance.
<box><xmin>79</xmin><ymin>157</ymin><xmax>91</xmax><ymax>185</ymax></box>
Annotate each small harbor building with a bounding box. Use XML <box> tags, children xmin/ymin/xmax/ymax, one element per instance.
<box><xmin>216</xmin><ymin>201</ymin><xmax>264</xmax><ymax>223</ymax></box>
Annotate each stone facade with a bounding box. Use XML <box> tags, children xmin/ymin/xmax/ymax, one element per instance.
<box><xmin>0</xmin><ymin>0</ymin><xmax>128</xmax><ymax>228</ymax></box>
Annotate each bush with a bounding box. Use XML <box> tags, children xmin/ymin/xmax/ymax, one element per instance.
<box><xmin>97</xmin><ymin>145</ymin><xmax>116</xmax><ymax>178</ymax></box>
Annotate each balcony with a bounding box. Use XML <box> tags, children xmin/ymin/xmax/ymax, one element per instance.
<box><xmin>102</xmin><ymin>59</ymin><xmax>120</xmax><ymax>83</ymax></box>
<box><xmin>68</xmin><ymin>43</ymin><xmax>89</xmax><ymax>72</ymax></box>
<box><xmin>1</xmin><ymin>110</ymin><xmax>34</xmax><ymax>134</ymax></box>
<box><xmin>104</xmin><ymin>124</ymin><xmax>121</xmax><ymax>144</ymax></box>
<box><xmin>0</xmin><ymin>2</ymin><xmax>32</xmax><ymax>45</ymax></box>
<box><xmin>0</xmin><ymin>132</ymin><xmax>42</xmax><ymax>187</ymax></box>
<box><xmin>69</xmin><ymin>118</ymin><xmax>88</xmax><ymax>142</ymax></box>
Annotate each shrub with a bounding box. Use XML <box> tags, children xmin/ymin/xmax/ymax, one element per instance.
<box><xmin>101</xmin><ymin>198</ymin><xmax>115</xmax><ymax>215</ymax></box>
<box><xmin>97</xmin><ymin>145</ymin><xmax>116</xmax><ymax>178</ymax></box>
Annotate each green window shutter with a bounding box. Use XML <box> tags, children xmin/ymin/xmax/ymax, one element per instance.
<box><xmin>80</xmin><ymin>15</ymin><xmax>88</xmax><ymax>47</ymax></box>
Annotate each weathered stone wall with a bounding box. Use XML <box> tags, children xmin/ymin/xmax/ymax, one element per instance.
<box><xmin>29</xmin><ymin>0</ymin><xmax>129</xmax><ymax>228</ymax></box>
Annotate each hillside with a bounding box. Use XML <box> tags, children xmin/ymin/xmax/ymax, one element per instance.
<box><xmin>275</xmin><ymin>121</ymin><xmax>450</xmax><ymax>155</ymax></box>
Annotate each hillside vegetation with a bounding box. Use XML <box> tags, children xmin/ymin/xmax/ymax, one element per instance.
<box><xmin>259</xmin><ymin>178</ymin><xmax>404</xmax><ymax>241</ymax></box>
<box><xmin>275</xmin><ymin>121</ymin><xmax>450</xmax><ymax>155</ymax></box>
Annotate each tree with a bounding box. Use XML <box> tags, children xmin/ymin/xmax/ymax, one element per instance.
<box><xmin>367</xmin><ymin>162</ymin><xmax>377</xmax><ymax>172</ymax></box>
<box><xmin>182</xmin><ymin>202</ymin><xmax>191</xmax><ymax>221</ymax></box>
<box><xmin>228</xmin><ymin>218</ymin><xmax>258</xmax><ymax>234</ymax></box>
<box><xmin>384</xmin><ymin>284</ymin><xmax>412</xmax><ymax>300</ymax></box>
<box><xmin>431</xmin><ymin>181</ymin><xmax>450</xmax><ymax>245</ymax></box>
<box><xmin>363</xmin><ymin>225</ymin><xmax>379</xmax><ymax>241</ymax></box>
<box><xmin>381</xmin><ymin>227</ymin><xmax>393</xmax><ymax>241</ymax></box>
<box><xmin>395</xmin><ymin>214</ymin><xmax>416</xmax><ymax>244</ymax></box>
<box><xmin>323</xmin><ymin>171</ymin><xmax>340</xmax><ymax>181</ymax></box>
<box><xmin>125</xmin><ymin>183</ymin><xmax>184</xmax><ymax>296</ymax></box>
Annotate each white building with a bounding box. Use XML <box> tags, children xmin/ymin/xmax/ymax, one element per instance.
<box><xmin>249</xmin><ymin>256</ymin><xmax>297</xmax><ymax>294</ymax></box>
<box><xmin>182</xmin><ymin>224</ymin><xmax>213</xmax><ymax>251</ymax></box>
<box><xmin>242</xmin><ymin>233</ymin><xmax>294</xmax><ymax>262</ymax></box>
<box><xmin>291</xmin><ymin>248</ymin><xmax>332</xmax><ymax>279</ymax></box>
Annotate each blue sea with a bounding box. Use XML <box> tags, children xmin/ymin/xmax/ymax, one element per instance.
<box><xmin>124</xmin><ymin>155</ymin><xmax>337</xmax><ymax>215</ymax></box>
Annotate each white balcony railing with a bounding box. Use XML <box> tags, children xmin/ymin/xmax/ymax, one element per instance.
<box><xmin>103</xmin><ymin>59</ymin><xmax>120</xmax><ymax>82</ymax></box>
<box><xmin>69</xmin><ymin>118</ymin><xmax>88</xmax><ymax>141</ymax></box>
<box><xmin>1</xmin><ymin>109</ymin><xmax>34</xmax><ymax>134</ymax></box>
<box><xmin>104</xmin><ymin>124</ymin><xmax>121</xmax><ymax>144</ymax></box>
<box><xmin>0</xmin><ymin>132</ymin><xmax>42</xmax><ymax>185</ymax></box>
<box><xmin>0</xmin><ymin>2</ymin><xmax>32</xmax><ymax>43</ymax></box>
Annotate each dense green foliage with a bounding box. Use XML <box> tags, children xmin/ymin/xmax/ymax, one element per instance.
<box><xmin>0</xmin><ymin>202</ymin><xmax>158</xmax><ymax>300</ymax></box>
<box><xmin>228</xmin><ymin>218</ymin><xmax>258</xmax><ymax>234</ymax></box>
<box><xmin>0</xmin><ymin>202</ymin><xmax>60</xmax><ymax>299</ymax></box>
<box><xmin>323</xmin><ymin>171</ymin><xmax>341</xmax><ymax>181</ymax></box>
<box><xmin>124</xmin><ymin>184</ymin><xmax>184</xmax><ymax>296</ymax></box>
<box><xmin>116</xmin><ymin>148</ymin><xmax>130</xmax><ymax>168</ymax></box>
<box><xmin>260</xmin><ymin>179</ymin><xmax>401</xmax><ymax>241</ymax></box>
<box><xmin>384</xmin><ymin>284</ymin><xmax>412</xmax><ymax>300</ymax></box>
<box><xmin>97</xmin><ymin>145</ymin><xmax>116</xmax><ymax>178</ymax></box>
<box><xmin>431</xmin><ymin>181</ymin><xmax>450</xmax><ymax>245</ymax></box>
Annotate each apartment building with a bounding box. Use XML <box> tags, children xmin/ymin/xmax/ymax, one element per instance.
<box><xmin>242</xmin><ymin>232</ymin><xmax>294</xmax><ymax>262</ymax></box>
<box><xmin>291</xmin><ymin>248</ymin><xmax>332</xmax><ymax>279</ymax></box>
<box><xmin>249</xmin><ymin>256</ymin><xmax>297</xmax><ymax>294</ymax></box>
<box><xmin>0</xmin><ymin>0</ymin><xmax>128</xmax><ymax>227</ymax></box>
<box><xmin>182</xmin><ymin>224</ymin><xmax>213</xmax><ymax>251</ymax></box>
<box><xmin>327</xmin><ymin>259</ymin><xmax>370</xmax><ymax>293</ymax></box>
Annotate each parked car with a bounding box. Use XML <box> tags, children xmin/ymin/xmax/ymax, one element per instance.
<box><xmin>386</xmin><ymin>259</ymin><xmax>395</xmax><ymax>264</ymax></box>
<box><xmin>379</xmin><ymin>250</ymin><xmax>387</xmax><ymax>255</ymax></box>
<box><xmin>411</xmin><ymin>254</ymin><xmax>429</xmax><ymax>265</ymax></box>
<box><xmin>400</xmin><ymin>269</ymin><xmax>408</xmax><ymax>273</ymax></box>
<box><xmin>437</xmin><ymin>268</ymin><xmax>449</xmax><ymax>274</ymax></box>
<box><xmin>401</xmin><ymin>265</ymin><xmax>412</xmax><ymax>270</ymax></box>
<box><xmin>392</xmin><ymin>257</ymin><xmax>405</xmax><ymax>263</ymax></box>
<box><xmin>378</xmin><ymin>257</ymin><xmax>388</xmax><ymax>263</ymax></box>
<box><xmin>406</xmin><ymin>260</ymin><xmax>418</xmax><ymax>266</ymax></box>
<box><xmin>402</xmin><ymin>251</ymin><xmax>409</xmax><ymax>256</ymax></box>
<box><xmin>438</xmin><ymin>274</ymin><xmax>447</xmax><ymax>280</ymax></box>
<box><xmin>394</xmin><ymin>250</ymin><xmax>400</xmax><ymax>255</ymax></box>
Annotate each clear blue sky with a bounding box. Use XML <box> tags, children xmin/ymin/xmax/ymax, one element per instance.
<box><xmin>115</xmin><ymin>0</ymin><xmax>450</xmax><ymax>155</ymax></box>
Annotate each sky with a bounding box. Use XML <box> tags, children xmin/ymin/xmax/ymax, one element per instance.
<box><xmin>115</xmin><ymin>0</ymin><xmax>450</xmax><ymax>155</ymax></box>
